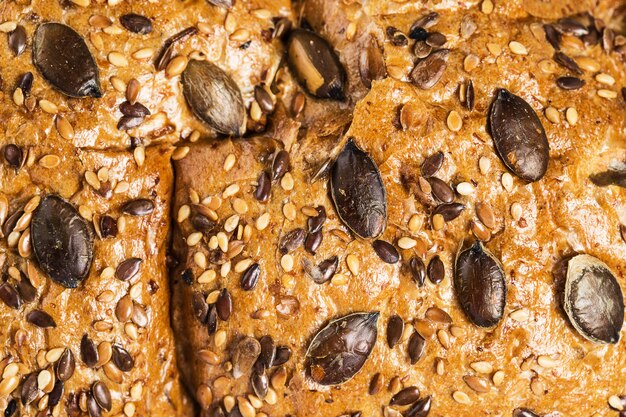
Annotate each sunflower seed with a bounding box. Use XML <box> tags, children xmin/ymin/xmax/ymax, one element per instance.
<box><xmin>56</xmin><ymin>349</ymin><xmax>75</xmax><ymax>381</ymax></box>
<box><xmin>307</xmin><ymin>206</ymin><xmax>326</xmax><ymax>234</ymax></box>
<box><xmin>409</xmin><ymin>257</ymin><xmax>426</xmax><ymax>286</ymax></box>
<box><xmin>111</xmin><ymin>345</ymin><xmax>134</xmax><ymax>372</ymax></box>
<box><xmin>116</xmin><ymin>258</ymin><xmax>142</xmax><ymax>282</ymax></box>
<box><xmin>390</xmin><ymin>386</ymin><xmax>420</xmax><ymax>405</ymax></box>
<box><xmin>0</xmin><ymin>283</ymin><xmax>21</xmax><ymax>309</ymax></box>
<box><xmin>488</xmin><ymin>89</ymin><xmax>549</xmax><ymax>181</ymax></box>
<box><xmin>433</xmin><ymin>203</ymin><xmax>465</xmax><ymax>221</ymax></box>
<box><xmin>421</xmin><ymin>152</ymin><xmax>444</xmax><ymax>177</ymax></box>
<box><xmin>564</xmin><ymin>254</ymin><xmax>624</xmax><ymax>344</ymax></box>
<box><xmin>254</xmin><ymin>171</ymin><xmax>271</xmax><ymax>202</ymax></box>
<box><xmin>404</xmin><ymin>395</ymin><xmax>431</xmax><ymax>417</ymax></box>
<box><xmin>387</xmin><ymin>315</ymin><xmax>404</xmax><ymax>348</ymax></box>
<box><xmin>287</xmin><ymin>29</ymin><xmax>346</xmax><ymax>100</ymax></box>
<box><xmin>216</xmin><ymin>288</ymin><xmax>232</xmax><ymax>320</ymax></box>
<box><xmin>182</xmin><ymin>59</ymin><xmax>245</xmax><ymax>136</ymax></box>
<box><xmin>232</xmin><ymin>337</ymin><xmax>261</xmax><ymax>379</ymax></box>
<box><xmin>455</xmin><ymin>241</ymin><xmax>506</xmax><ymax>327</ymax></box>
<box><xmin>279</xmin><ymin>229</ymin><xmax>305</xmax><ymax>254</ymax></box>
<box><xmin>120</xmin><ymin>14</ymin><xmax>152</xmax><ymax>34</ymax></box>
<box><xmin>427</xmin><ymin>255</ymin><xmax>445</xmax><ymax>284</ymax></box>
<box><xmin>556</xmin><ymin>76</ymin><xmax>584</xmax><ymax>90</ymax></box>
<box><xmin>21</xmin><ymin>373</ymin><xmax>39</xmax><ymax>405</ymax></box>
<box><xmin>410</xmin><ymin>49</ymin><xmax>449</xmax><ymax>90</ymax></box>
<box><xmin>122</xmin><ymin>199</ymin><xmax>154</xmax><ymax>216</ymax></box>
<box><xmin>305</xmin><ymin>230</ymin><xmax>323</xmax><ymax>254</ymax></box>
<box><xmin>553</xmin><ymin>51</ymin><xmax>583</xmax><ymax>75</ymax></box>
<box><xmin>241</xmin><ymin>263</ymin><xmax>260</xmax><ymax>290</ymax></box>
<box><xmin>81</xmin><ymin>334</ymin><xmax>98</xmax><ymax>367</ymax></box>
<box><xmin>92</xmin><ymin>381</ymin><xmax>111</xmax><ymax>411</ymax></box>
<box><xmin>8</xmin><ymin>25</ymin><xmax>26</xmax><ymax>56</ymax></box>
<box><xmin>306</xmin><ymin>312</ymin><xmax>378</xmax><ymax>385</ymax></box>
<box><xmin>372</xmin><ymin>240</ymin><xmax>399</xmax><ymax>264</ymax></box>
<box><xmin>33</xmin><ymin>23</ymin><xmax>101</xmax><ymax>98</ymax></box>
<box><xmin>408</xmin><ymin>332</ymin><xmax>426</xmax><ymax>364</ymax></box>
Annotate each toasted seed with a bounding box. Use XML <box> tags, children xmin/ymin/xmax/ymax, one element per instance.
<box><xmin>421</xmin><ymin>152</ymin><xmax>444</xmax><ymax>177</ymax></box>
<box><xmin>565</xmin><ymin>107</ymin><xmax>578</xmax><ymax>125</ymax></box>
<box><xmin>112</xmin><ymin>345</ymin><xmax>134</xmax><ymax>372</ymax></box>
<box><xmin>556</xmin><ymin>76</ymin><xmax>584</xmax><ymax>90</ymax></box>
<box><xmin>0</xmin><ymin>283</ymin><xmax>21</xmax><ymax>310</ymax></box>
<box><xmin>359</xmin><ymin>35</ymin><xmax>386</xmax><ymax>88</ymax></box>
<box><xmin>241</xmin><ymin>263</ymin><xmax>261</xmax><ymax>291</ymax></box>
<box><xmin>287</xmin><ymin>29</ymin><xmax>346</xmax><ymax>100</ymax></box>
<box><xmin>489</xmin><ymin>89</ymin><xmax>549</xmax><ymax>181</ymax></box>
<box><xmin>166</xmin><ymin>55</ymin><xmax>188</xmax><ymax>78</ymax></box>
<box><xmin>405</xmin><ymin>396</ymin><xmax>432</xmax><ymax>417</ymax></box>
<box><xmin>433</xmin><ymin>203</ymin><xmax>465</xmax><ymax>221</ymax></box>
<box><xmin>122</xmin><ymin>199</ymin><xmax>154</xmax><ymax>216</ymax></box>
<box><xmin>387</xmin><ymin>315</ymin><xmax>404</xmax><ymax>348</ymax></box>
<box><xmin>8</xmin><ymin>25</ymin><xmax>27</xmax><ymax>56</ymax></box>
<box><xmin>409</xmin><ymin>257</ymin><xmax>426</xmax><ymax>286</ymax></box>
<box><xmin>92</xmin><ymin>381</ymin><xmax>111</xmax><ymax>411</ymax></box>
<box><xmin>553</xmin><ymin>51</ymin><xmax>583</xmax><ymax>75</ymax></box>
<box><xmin>428</xmin><ymin>177</ymin><xmax>454</xmax><ymax>203</ymax></box>
<box><xmin>476</xmin><ymin>202</ymin><xmax>496</xmax><ymax>229</ymax></box>
<box><xmin>372</xmin><ymin>240</ymin><xmax>399</xmax><ymax>264</ymax></box>
<box><xmin>509</xmin><ymin>41</ymin><xmax>528</xmax><ymax>55</ymax></box>
<box><xmin>410</xmin><ymin>49</ymin><xmax>449</xmax><ymax>89</ymax></box>
<box><xmin>56</xmin><ymin>349</ymin><xmax>75</xmax><ymax>382</ymax></box>
<box><xmin>21</xmin><ymin>373</ymin><xmax>39</xmax><ymax>405</ymax></box>
<box><xmin>608</xmin><ymin>395</ymin><xmax>626</xmax><ymax>411</ymax></box>
<box><xmin>33</xmin><ymin>23</ymin><xmax>101</xmax><ymax>98</ymax></box>
<box><xmin>597</xmin><ymin>89</ymin><xmax>618</xmax><ymax>99</ymax></box>
<box><xmin>390</xmin><ymin>386</ymin><xmax>420</xmax><ymax>405</ymax></box>
<box><xmin>80</xmin><ymin>335</ymin><xmax>98</xmax><ymax>367</ymax></box>
<box><xmin>254</xmin><ymin>171</ymin><xmax>271</xmax><ymax>202</ymax></box>
<box><xmin>120</xmin><ymin>13</ymin><xmax>152</xmax><ymax>34</ymax></box>
<box><xmin>453</xmin><ymin>391</ymin><xmax>471</xmax><ymax>404</ymax></box>
<box><xmin>408</xmin><ymin>332</ymin><xmax>426</xmax><ymax>364</ymax></box>
<box><xmin>427</xmin><ymin>256</ymin><xmax>445</xmax><ymax>284</ymax></box>
<box><xmin>182</xmin><ymin>59</ymin><xmax>245</xmax><ymax>136</ymax></box>
<box><xmin>27</xmin><ymin>309</ymin><xmax>56</xmax><ymax>328</ymax></box>
<box><xmin>464</xmin><ymin>375</ymin><xmax>489</xmax><ymax>393</ymax></box>
<box><xmin>116</xmin><ymin>258</ymin><xmax>142</xmax><ymax>282</ymax></box>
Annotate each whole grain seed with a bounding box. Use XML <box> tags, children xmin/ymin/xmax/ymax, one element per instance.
<box><xmin>166</xmin><ymin>56</ymin><xmax>189</xmax><ymax>78</ymax></box>
<box><xmin>281</xmin><ymin>172</ymin><xmax>294</xmax><ymax>190</ymax></box>
<box><xmin>80</xmin><ymin>334</ymin><xmax>98</xmax><ymax>368</ymax></box>
<box><xmin>432</xmin><ymin>213</ymin><xmax>445</xmax><ymax>230</ymax></box>
<box><xmin>220</xmin><ymin>261</ymin><xmax>231</xmax><ymax>278</ymax></box>
<box><xmin>510</xmin><ymin>202</ymin><xmax>523</xmax><ymax>221</ymax></box>
<box><xmin>55</xmin><ymin>115</ymin><xmax>74</xmax><ymax>140</ymax></box>
<box><xmin>408</xmin><ymin>332</ymin><xmax>426</xmax><ymax>364</ymax></box>
<box><xmin>390</xmin><ymin>386</ymin><xmax>420</xmax><ymax>405</ymax></box>
<box><xmin>596</xmin><ymin>73</ymin><xmax>615</xmax><ymax>86</ymax></box>
<box><xmin>537</xmin><ymin>355</ymin><xmax>559</xmax><ymax>368</ymax></box>
<box><xmin>553</xmin><ymin>52</ymin><xmax>583</xmax><ymax>75</ymax></box>
<box><xmin>577</xmin><ymin>57</ymin><xmax>600</xmax><ymax>72</ymax></box>
<box><xmin>387</xmin><ymin>315</ymin><xmax>404</xmax><ymax>348</ymax></box>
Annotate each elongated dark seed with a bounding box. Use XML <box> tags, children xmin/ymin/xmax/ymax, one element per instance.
<box><xmin>433</xmin><ymin>203</ymin><xmax>465</xmax><ymax>221</ymax></box>
<box><xmin>100</xmin><ymin>215</ymin><xmax>117</xmax><ymax>238</ymax></box>
<box><xmin>387</xmin><ymin>315</ymin><xmax>404</xmax><ymax>348</ymax></box>
<box><xmin>117</xmin><ymin>116</ymin><xmax>144</xmax><ymax>130</ymax></box>
<box><xmin>112</xmin><ymin>344</ymin><xmax>134</xmax><ymax>372</ymax></box>
<box><xmin>48</xmin><ymin>380</ymin><xmax>64</xmax><ymax>407</ymax></box>
<box><xmin>405</xmin><ymin>396</ymin><xmax>432</xmax><ymax>417</ymax></box>
<box><xmin>305</xmin><ymin>230</ymin><xmax>323</xmax><ymax>254</ymax></box>
<box><xmin>428</xmin><ymin>177</ymin><xmax>454</xmax><ymax>203</ymax></box>
<box><xmin>410</xmin><ymin>49</ymin><xmax>449</xmax><ymax>90</ymax></box>
<box><xmin>191</xmin><ymin>210</ymin><xmax>215</xmax><ymax>232</ymax></box>
<box><xmin>421</xmin><ymin>152</ymin><xmax>444</xmax><ymax>177</ymax></box>
<box><xmin>81</xmin><ymin>334</ymin><xmax>99</xmax><ymax>367</ymax></box>
<box><xmin>254</xmin><ymin>171</ymin><xmax>271</xmax><ymax>202</ymax></box>
<box><xmin>390</xmin><ymin>386</ymin><xmax>420</xmax><ymax>406</ymax></box>
<box><xmin>372</xmin><ymin>240</ymin><xmax>399</xmax><ymax>264</ymax></box>
<box><xmin>18</xmin><ymin>72</ymin><xmax>33</xmax><ymax>96</ymax></box>
<box><xmin>56</xmin><ymin>349</ymin><xmax>75</xmax><ymax>381</ymax></box>
<box><xmin>543</xmin><ymin>24</ymin><xmax>561</xmax><ymax>49</ymax></box>
<box><xmin>556</xmin><ymin>76</ymin><xmax>584</xmax><ymax>90</ymax></box>
<box><xmin>255</xmin><ymin>86</ymin><xmax>274</xmax><ymax>114</ymax></box>
<box><xmin>308</xmin><ymin>206</ymin><xmax>326</xmax><ymax>234</ymax></box>
<box><xmin>4</xmin><ymin>144</ymin><xmax>23</xmax><ymax>169</ymax></box>
<box><xmin>408</xmin><ymin>332</ymin><xmax>426</xmax><ymax>364</ymax></box>
<box><xmin>122</xmin><ymin>199</ymin><xmax>154</xmax><ymax>216</ymax></box>
<box><xmin>279</xmin><ymin>228</ymin><xmax>306</xmax><ymax>254</ymax></box>
<box><xmin>409</xmin><ymin>257</ymin><xmax>426</xmax><ymax>286</ymax></box>
<box><xmin>216</xmin><ymin>288</ymin><xmax>232</xmax><ymax>321</ymax></box>
<box><xmin>273</xmin><ymin>346</ymin><xmax>292</xmax><ymax>366</ymax></box>
<box><xmin>257</xmin><ymin>335</ymin><xmax>276</xmax><ymax>369</ymax></box>
<box><xmin>466</xmin><ymin>79</ymin><xmax>475</xmax><ymax>111</ymax></box>
<box><xmin>251</xmin><ymin>368</ymin><xmax>269</xmax><ymax>399</ymax></box>
<box><xmin>4</xmin><ymin>399</ymin><xmax>16</xmax><ymax>417</ymax></box>
<box><xmin>92</xmin><ymin>381</ymin><xmax>111</xmax><ymax>411</ymax></box>
<box><xmin>410</xmin><ymin>12</ymin><xmax>439</xmax><ymax>34</ymax></box>
<box><xmin>318</xmin><ymin>256</ymin><xmax>338</xmax><ymax>284</ymax></box>
<box><xmin>21</xmin><ymin>373</ymin><xmax>38</xmax><ymax>405</ymax></box>
<box><xmin>8</xmin><ymin>25</ymin><xmax>27</xmax><ymax>56</ymax></box>
<box><xmin>155</xmin><ymin>42</ymin><xmax>174</xmax><ymax>71</ymax></box>
<box><xmin>241</xmin><ymin>263</ymin><xmax>260</xmax><ymax>290</ymax></box>
<box><xmin>17</xmin><ymin>277</ymin><xmax>37</xmax><ymax>303</ymax></box>
<box><xmin>119</xmin><ymin>101</ymin><xmax>151</xmax><ymax>117</ymax></box>
<box><xmin>120</xmin><ymin>14</ymin><xmax>153</xmax><ymax>34</ymax></box>
<box><xmin>2</xmin><ymin>209</ymin><xmax>22</xmax><ymax>236</ymax></box>
<box><xmin>272</xmin><ymin>150</ymin><xmax>290</xmax><ymax>181</ymax></box>
<box><xmin>513</xmin><ymin>409</ymin><xmax>540</xmax><ymax>417</ymax></box>
<box><xmin>409</xmin><ymin>26</ymin><xmax>428</xmax><ymax>41</ymax></box>
<box><xmin>554</xmin><ymin>18</ymin><xmax>588</xmax><ymax>36</ymax></box>
<box><xmin>207</xmin><ymin>304</ymin><xmax>217</xmax><ymax>335</ymax></box>
<box><xmin>427</xmin><ymin>255</ymin><xmax>445</xmax><ymax>284</ymax></box>
<box><xmin>192</xmin><ymin>292</ymin><xmax>209</xmax><ymax>323</ymax></box>
<box><xmin>116</xmin><ymin>258</ymin><xmax>142</xmax><ymax>282</ymax></box>
<box><xmin>0</xmin><ymin>283</ymin><xmax>22</xmax><ymax>309</ymax></box>
<box><xmin>426</xmin><ymin>32</ymin><xmax>446</xmax><ymax>47</ymax></box>
<box><xmin>27</xmin><ymin>309</ymin><xmax>56</xmax><ymax>328</ymax></box>
<box><xmin>553</xmin><ymin>51</ymin><xmax>583</xmax><ymax>75</ymax></box>
<box><xmin>86</xmin><ymin>393</ymin><xmax>101</xmax><ymax>417</ymax></box>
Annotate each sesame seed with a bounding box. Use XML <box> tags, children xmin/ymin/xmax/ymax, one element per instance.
<box><xmin>39</xmin><ymin>99</ymin><xmax>58</xmax><ymax>114</ymax></box>
<box><xmin>469</xmin><ymin>361</ymin><xmax>493</xmax><ymax>374</ymax></box>
<box><xmin>177</xmin><ymin>205</ymin><xmax>190</xmax><ymax>222</ymax></box>
<box><xmin>597</xmin><ymin>89</ymin><xmax>617</xmax><ymax>99</ymax></box>
<box><xmin>545</xmin><ymin>106</ymin><xmax>560</xmax><ymax>124</ymax></box>
<box><xmin>481</xmin><ymin>0</ymin><xmax>494</xmax><ymax>14</ymax></box>
<box><xmin>501</xmin><ymin>172</ymin><xmax>513</xmax><ymax>192</ymax></box>
<box><xmin>331</xmin><ymin>273</ymin><xmax>348</xmax><ymax>286</ymax></box>
<box><xmin>432</xmin><ymin>213</ymin><xmax>445</xmax><ymax>230</ymax></box>
<box><xmin>224</xmin><ymin>154</ymin><xmax>236</xmax><ymax>171</ymax></box>
<box><xmin>447</xmin><ymin>110</ymin><xmax>463</xmax><ymax>132</ymax></box>
<box><xmin>187</xmin><ymin>232</ymin><xmax>203</xmax><ymax>246</ymax></box>
<box><xmin>609</xmin><ymin>395</ymin><xmax>625</xmax><ymax>411</ymax></box>
<box><xmin>224</xmin><ymin>214</ymin><xmax>240</xmax><ymax>232</ymax></box>
<box><xmin>108</xmin><ymin>51</ymin><xmax>129</xmax><ymax>67</ymax></box>
<box><xmin>110</xmin><ymin>76</ymin><xmax>126</xmax><ymax>92</ymax></box>
<box><xmin>197</xmin><ymin>270</ymin><xmax>216</xmax><ymax>284</ymax></box>
<box><xmin>283</xmin><ymin>202</ymin><xmax>296</xmax><ymax>221</ymax></box>
<box><xmin>452</xmin><ymin>391</ymin><xmax>471</xmax><ymax>404</ymax></box>
<box><xmin>0</xmin><ymin>21</ymin><xmax>18</xmax><ymax>33</ymax></box>
<box><xmin>255</xmin><ymin>213</ymin><xmax>270</xmax><ymax>231</ymax></box>
<box><xmin>397</xmin><ymin>237</ymin><xmax>417</xmax><ymax>249</ymax></box>
<box><xmin>595</xmin><ymin>73</ymin><xmax>615</xmax><ymax>86</ymax></box>
<box><xmin>565</xmin><ymin>107</ymin><xmax>578</xmax><ymax>125</ymax></box>
<box><xmin>194</xmin><ymin>252</ymin><xmax>207</xmax><ymax>269</ymax></box>
<box><xmin>229</xmin><ymin>29</ymin><xmax>251</xmax><ymax>42</ymax></box>
<box><xmin>537</xmin><ymin>355</ymin><xmax>559</xmax><ymax>368</ymax></box>
<box><xmin>492</xmin><ymin>370</ymin><xmax>505</xmax><ymax>386</ymax></box>
<box><xmin>463</xmin><ymin>54</ymin><xmax>480</xmax><ymax>72</ymax></box>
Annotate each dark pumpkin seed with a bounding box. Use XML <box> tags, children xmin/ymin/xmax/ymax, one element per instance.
<box><xmin>92</xmin><ymin>381</ymin><xmax>111</xmax><ymax>411</ymax></box>
<box><xmin>241</xmin><ymin>263</ymin><xmax>260</xmax><ymax>290</ymax></box>
<box><xmin>556</xmin><ymin>76</ymin><xmax>584</xmax><ymax>90</ymax></box>
<box><xmin>81</xmin><ymin>334</ymin><xmax>99</xmax><ymax>367</ymax></box>
<box><xmin>455</xmin><ymin>241</ymin><xmax>506</xmax><ymax>327</ymax></box>
<box><xmin>543</xmin><ymin>24</ymin><xmax>561</xmax><ymax>49</ymax></box>
<box><xmin>428</xmin><ymin>177</ymin><xmax>454</xmax><ymax>203</ymax></box>
<box><xmin>112</xmin><ymin>345</ymin><xmax>134</xmax><ymax>372</ymax></box>
<box><xmin>119</xmin><ymin>101</ymin><xmax>150</xmax><ymax>117</ymax></box>
<box><xmin>305</xmin><ymin>230</ymin><xmax>323</xmax><ymax>254</ymax></box>
<box><xmin>216</xmin><ymin>288</ymin><xmax>232</xmax><ymax>321</ymax></box>
<box><xmin>120</xmin><ymin>14</ymin><xmax>153</xmax><ymax>34</ymax></box>
<box><xmin>86</xmin><ymin>393</ymin><xmax>101</xmax><ymax>417</ymax></box>
<box><xmin>8</xmin><ymin>25</ymin><xmax>26</xmax><ymax>56</ymax></box>
<box><xmin>466</xmin><ymin>79</ymin><xmax>475</xmax><ymax>111</ymax></box>
<box><xmin>116</xmin><ymin>258</ymin><xmax>142</xmax><ymax>282</ymax></box>
<box><xmin>408</xmin><ymin>332</ymin><xmax>426</xmax><ymax>364</ymax></box>
<box><xmin>257</xmin><ymin>335</ymin><xmax>276</xmax><ymax>369</ymax></box>
<box><xmin>48</xmin><ymin>380</ymin><xmax>64</xmax><ymax>407</ymax></box>
<box><xmin>421</xmin><ymin>152</ymin><xmax>444</xmax><ymax>178</ymax></box>
<box><xmin>56</xmin><ymin>349</ymin><xmax>75</xmax><ymax>381</ymax></box>
<box><xmin>21</xmin><ymin>373</ymin><xmax>39</xmax><ymax>405</ymax></box>
<box><xmin>513</xmin><ymin>409</ymin><xmax>541</xmax><ymax>417</ymax></box>
<box><xmin>410</xmin><ymin>49</ymin><xmax>449</xmax><ymax>90</ymax></box>
<box><xmin>255</xmin><ymin>86</ymin><xmax>274</xmax><ymax>114</ymax></box>
<box><xmin>273</xmin><ymin>346</ymin><xmax>292</xmax><ymax>367</ymax></box>
<box><xmin>26</xmin><ymin>309</ymin><xmax>56</xmax><ymax>328</ymax></box>
<box><xmin>386</xmin><ymin>315</ymin><xmax>404</xmax><ymax>348</ymax></box>
<box><xmin>359</xmin><ymin>35</ymin><xmax>386</xmax><ymax>89</ymax></box>
<box><xmin>564</xmin><ymin>254</ymin><xmax>624</xmax><ymax>344</ymax></box>
<box><xmin>16</xmin><ymin>276</ymin><xmax>37</xmax><ymax>303</ymax></box>
<box><xmin>390</xmin><ymin>386</ymin><xmax>420</xmax><ymax>406</ymax></box>
<box><xmin>427</xmin><ymin>255</ymin><xmax>445</xmax><ymax>284</ymax></box>
<box><xmin>553</xmin><ymin>51</ymin><xmax>583</xmax><ymax>75</ymax></box>
<box><xmin>372</xmin><ymin>240</ymin><xmax>399</xmax><ymax>264</ymax></box>
<box><xmin>232</xmin><ymin>336</ymin><xmax>261</xmax><ymax>378</ymax></box>
<box><xmin>192</xmin><ymin>292</ymin><xmax>209</xmax><ymax>323</ymax></box>
<box><xmin>306</xmin><ymin>312</ymin><xmax>378</xmax><ymax>385</ymax></box>
<box><xmin>254</xmin><ymin>171</ymin><xmax>271</xmax><ymax>202</ymax></box>
<box><xmin>426</xmin><ymin>32</ymin><xmax>446</xmax><ymax>47</ymax></box>
<box><xmin>279</xmin><ymin>228</ymin><xmax>306</xmax><ymax>254</ymax></box>
<box><xmin>405</xmin><ymin>396</ymin><xmax>432</xmax><ymax>417</ymax></box>
<box><xmin>433</xmin><ymin>203</ymin><xmax>465</xmax><ymax>221</ymax></box>
<box><xmin>251</xmin><ymin>368</ymin><xmax>269</xmax><ymax>399</ymax></box>
<box><xmin>331</xmin><ymin>139</ymin><xmax>386</xmax><ymax>239</ymax></box>
<box><xmin>0</xmin><ymin>283</ymin><xmax>21</xmax><ymax>309</ymax></box>
<box><xmin>271</xmin><ymin>150</ymin><xmax>290</xmax><ymax>181</ymax></box>
<box><xmin>207</xmin><ymin>303</ymin><xmax>217</xmax><ymax>335</ymax></box>
<box><xmin>4</xmin><ymin>144</ymin><xmax>23</xmax><ymax>170</ymax></box>
<box><xmin>287</xmin><ymin>29</ymin><xmax>346</xmax><ymax>100</ymax></box>
<box><xmin>308</xmin><ymin>206</ymin><xmax>327</xmax><ymax>234</ymax></box>
<box><xmin>409</xmin><ymin>257</ymin><xmax>426</xmax><ymax>286</ymax></box>
<box><xmin>488</xmin><ymin>89</ymin><xmax>549</xmax><ymax>182</ymax></box>
<box><xmin>33</xmin><ymin>22</ymin><xmax>101</xmax><ymax>98</ymax></box>
<box><xmin>122</xmin><ymin>199</ymin><xmax>154</xmax><ymax>216</ymax></box>
<box><xmin>99</xmin><ymin>215</ymin><xmax>117</xmax><ymax>238</ymax></box>
<box><xmin>182</xmin><ymin>59</ymin><xmax>245</xmax><ymax>136</ymax></box>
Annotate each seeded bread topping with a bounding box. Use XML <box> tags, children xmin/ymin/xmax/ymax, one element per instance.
<box><xmin>1</xmin><ymin>0</ymin><xmax>626</xmax><ymax>417</ymax></box>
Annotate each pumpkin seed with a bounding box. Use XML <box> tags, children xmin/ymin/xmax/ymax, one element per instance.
<box><xmin>31</xmin><ymin>195</ymin><xmax>93</xmax><ymax>288</ymax></box>
<box><xmin>488</xmin><ymin>89</ymin><xmax>549</xmax><ymax>181</ymax></box>
<box><xmin>287</xmin><ymin>29</ymin><xmax>346</xmax><ymax>100</ymax></box>
<box><xmin>306</xmin><ymin>312</ymin><xmax>378</xmax><ymax>385</ymax></box>
<box><xmin>330</xmin><ymin>139</ymin><xmax>386</xmax><ymax>239</ymax></box>
<box><xmin>564</xmin><ymin>254</ymin><xmax>624</xmax><ymax>344</ymax></box>
<box><xmin>33</xmin><ymin>23</ymin><xmax>101</xmax><ymax>98</ymax></box>
<box><xmin>182</xmin><ymin>59</ymin><xmax>245</xmax><ymax>137</ymax></box>
<box><xmin>455</xmin><ymin>241</ymin><xmax>506</xmax><ymax>327</ymax></box>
